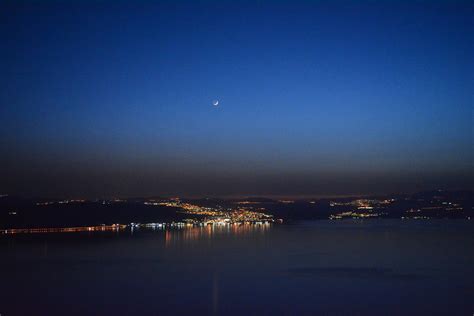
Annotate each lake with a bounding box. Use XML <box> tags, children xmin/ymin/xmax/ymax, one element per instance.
<box><xmin>0</xmin><ymin>220</ymin><xmax>473</xmax><ymax>315</ymax></box>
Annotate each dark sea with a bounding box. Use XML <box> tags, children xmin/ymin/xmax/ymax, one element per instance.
<box><xmin>1</xmin><ymin>220</ymin><xmax>473</xmax><ymax>315</ymax></box>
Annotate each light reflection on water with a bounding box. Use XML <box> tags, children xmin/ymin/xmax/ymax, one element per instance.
<box><xmin>0</xmin><ymin>220</ymin><xmax>473</xmax><ymax>316</ymax></box>
<box><xmin>162</xmin><ymin>223</ymin><xmax>271</xmax><ymax>246</ymax></box>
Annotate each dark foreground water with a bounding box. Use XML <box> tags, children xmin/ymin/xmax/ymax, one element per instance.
<box><xmin>0</xmin><ymin>220</ymin><xmax>473</xmax><ymax>315</ymax></box>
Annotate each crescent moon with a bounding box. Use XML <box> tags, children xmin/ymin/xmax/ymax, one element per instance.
<box><xmin>213</xmin><ymin>100</ymin><xmax>219</xmax><ymax>106</ymax></box>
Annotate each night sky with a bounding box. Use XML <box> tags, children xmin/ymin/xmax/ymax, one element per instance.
<box><xmin>1</xmin><ymin>0</ymin><xmax>472</xmax><ymax>198</ymax></box>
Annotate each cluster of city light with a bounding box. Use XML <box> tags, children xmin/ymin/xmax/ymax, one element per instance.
<box><xmin>229</xmin><ymin>209</ymin><xmax>273</xmax><ymax>222</ymax></box>
<box><xmin>184</xmin><ymin>206</ymin><xmax>274</xmax><ymax>224</ymax></box>
<box><xmin>180</xmin><ymin>203</ymin><xmax>226</xmax><ymax>216</ymax></box>
<box><xmin>406</xmin><ymin>208</ymin><xmax>422</xmax><ymax>213</ymax></box>
<box><xmin>403</xmin><ymin>197</ymin><xmax>464</xmax><ymax>218</ymax></box>
<box><xmin>234</xmin><ymin>201</ymin><xmax>261</xmax><ymax>205</ymax></box>
<box><xmin>330</xmin><ymin>199</ymin><xmax>394</xmax><ymax>208</ymax></box>
<box><xmin>401</xmin><ymin>216</ymin><xmax>431</xmax><ymax>220</ymax></box>
<box><xmin>144</xmin><ymin>201</ymin><xmax>179</xmax><ymax>207</ymax></box>
<box><xmin>278</xmin><ymin>200</ymin><xmax>295</xmax><ymax>204</ymax></box>
<box><xmin>327</xmin><ymin>198</ymin><xmax>392</xmax><ymax>220</ymax></box>
<box><xmin>36</xmin><ymin>201</ymin><xmax>55</xmax><ymax>206</ymax></box>
<box><xmin>329</xmin><ymin>211</ymin><xmax>382</xmax><ymax>220</ymax></box>
<box><xmin>144</xmin><ymin>198</ymin><xmax>276</xmax><ymax>225</ymax></box>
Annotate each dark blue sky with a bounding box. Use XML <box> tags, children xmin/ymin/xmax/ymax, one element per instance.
<box><xmin>1</xmin><ymin>0</ymin><xmax>472</xmax><ymax>197</ymax></box>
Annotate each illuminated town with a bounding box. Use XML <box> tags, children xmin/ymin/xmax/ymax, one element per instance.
<box><xmin>1</xmin><ymin>197</ymin><xmax>278</xmax><ymax>235</ymax></box>
<box><xmin>328</xmin><ymin>198</ymin><xmax>391</xmax><ymax>219</ymax></box>
<box><xmin>144</xmin><ymin>198</ymin><xmax>276</xmax><ymax>226</ymax></box>
<box><xmin>0</xmin><ymin>190</ymin><xmax>471</xmax><ymax>235</ymax></box>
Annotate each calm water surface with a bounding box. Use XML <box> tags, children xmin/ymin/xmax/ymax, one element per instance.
<box><xmin>0</xmin><ymin>220</ymin><xmax>473</xmax><ymax>315</ymax></box>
